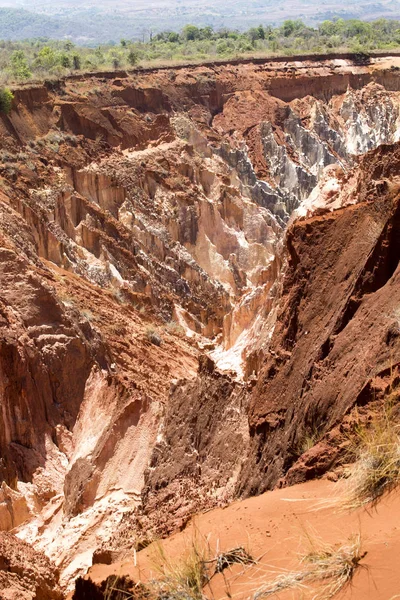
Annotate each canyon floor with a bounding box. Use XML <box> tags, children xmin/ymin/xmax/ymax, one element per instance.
<box><xmin>0</xmin><ymin>52</ymin><xmax>400</xmax><ymax>598</ymax></box>
<box><xmin>86</xmin><ymin>478</ymin><xmax>400</xmax><ymax>600</ymax></box>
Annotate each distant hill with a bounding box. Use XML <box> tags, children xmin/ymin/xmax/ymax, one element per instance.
<box><xmin>1</xmin><ymin>0</ymin><xmax>400</xmax><ymax>44</ymax></box>
<box><xmin>0</xmin><ymin>8</ymin><xmax>142</xmax><ymax>44</ymax></box>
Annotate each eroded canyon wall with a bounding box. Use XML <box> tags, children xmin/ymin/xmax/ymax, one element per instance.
<box><xmin>240</xmin><ymin>143</ymin><xmax>400</xmax><ymax>494</ymax></box>
<box><xmin>0</xmin><ymin>54</ymin><xmax>400</xmax><ymax>592</ymax></box>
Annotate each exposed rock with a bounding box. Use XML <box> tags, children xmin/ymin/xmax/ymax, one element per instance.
<box><xmin>141</xmin><ymin>359</ymin><xmax>249</xmax><ymax>536</ymax></box>
<box><xmin>238</xmin><ymin>143</ymin><xmax>400</xmax><ymax>495</ymax></box>
<box><xmin>0</xmin><ymin>54</ymin><xmax>400</xmax><ymax>591</ymax></box>
<box><xmin>0</xmin><ymin>532</ymin><xmax>63</xmax><ymax>599</ymax></box>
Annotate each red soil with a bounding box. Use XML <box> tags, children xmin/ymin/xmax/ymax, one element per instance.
<box><xmin>87</xmin><ymin>478</ymin><xmax>400</xmax><ymax>600</ymax></box>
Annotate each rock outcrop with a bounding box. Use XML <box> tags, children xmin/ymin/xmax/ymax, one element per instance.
<box><xmin>0</xmin><ymin>531</ymin><xmax>63</xmax><ymax>599</ymax></box>
<box><xmin>239</xmin><ymin>143</ymin><xmax>400</xmax><ymax>494</ymax></box>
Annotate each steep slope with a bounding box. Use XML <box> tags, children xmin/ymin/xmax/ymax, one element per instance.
<box><xmin>240</xmin><ymin>143</ymin><xmax>400</xmax><ymax>494</ymax></box>
<box><xmin>0</xmin><ymin>55</ymin><xmax>399</xmax><ymax>590</ymax></box>
<box><xmin>131</xmin><ymin>142</ymin><xmax>400</xmax><ymax>548</ymax></box>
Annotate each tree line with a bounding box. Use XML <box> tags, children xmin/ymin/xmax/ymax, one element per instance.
<box><xmin>0</xmin><ymin>18</ymin><xmax>400</xmax><ymax>85</ymax></box>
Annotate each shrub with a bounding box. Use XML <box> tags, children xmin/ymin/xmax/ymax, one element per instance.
<box><xmin>164</xmin><ymin>321</ymin><xmax>185</xmax><ymax>336</ymax></box>
<box><xmin>0</xmin><ymin>88</ymin><xmax>14</xmax><ymax>114</ymax></box>
<box><xmin>72</xmin><ymin>54</ymin><xmax>82</xmax><ymax>70</ymax></box>
<box><xmin>60</xmin><ymin>53</ymin><xmax>71</xmax><ymax>68</ymax></box>
<box><xmin>128</xmin><ymin>49</ymin><xmax>139</xmax><ymax>66</ymax></box>
<box><xmin>10</xmin><ymin>50</ymin><xmax>32</xmax><ymax>80</ymax></box>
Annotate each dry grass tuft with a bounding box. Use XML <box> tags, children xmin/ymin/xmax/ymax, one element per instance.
<box><xmin>149</xmin><ymin>538</ymin><xmax>256</xmax><ymax>600</ymax></box>
<box><xmin>211</xmin><ymin>546</ymin><xmax>255</xmax><ymax>574</ymax></box>
<box><xmin>150</xmin><ymin>539</ymin><xmax>209</xmax><ymax>600</ymax></box>
<box><xmin>344</xmin><ymin>396</ymin><xmax>400</xmax><ymax>510</ymax></box>
<box><xmin>145</xmin><ymin>326</ymin><xmax>163</xmax><ymax>347</ymax></box>
<box><xmin>254</xmin><ymin>534</ymin><xmax>365</xmax><ymax>599</ymax></box>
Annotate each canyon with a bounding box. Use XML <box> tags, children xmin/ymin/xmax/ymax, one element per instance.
<box><xmin>0</xmin><ymin>53</ymin><xmax>399</xmax><ymax>598</ymax></box>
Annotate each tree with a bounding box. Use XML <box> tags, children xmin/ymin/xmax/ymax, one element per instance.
<box><xmin>200</xmin><ymin>26</ymin><xmax>213</xmax><ymax>39</ymax></box>
<box><xmin>94</xmin><ymin>47</ymin><xmax>105</xmax><ymax>65</ymax></box>
<box><xmin>344</xmin><ymin>19</ymin><xmax>372</xmax><ymax>39</ymax></box>
<box><xmin>60</xmin><ymin>53</ymin><xmax>71</xmax><ymax>68</ymax></box>
<box><xmin>10</xmin><ymin>50</ymin><xmax>32</xmax><ymax>80</ymax></box>
<box><xmin>36</xmin><ymin>46</ymin><xmax>57</xmax><ymax>70</ymax></box>
<box><xmin>107</xmin><ymin>50</ymin><xmax>122</xmax><ymax>69</ymax></box>
<box><xmin>217</xmin><ymin>27</ymin><xmax>230</xmax><ymax>39</ymax></box>
<box><xmin>72</xmin><ymin>53</ymin><xmax>81</xmax><ymax>70</ymax></box>
<box><xmin>128</xmin><ymin>49</ymin><xmax>139</xmax><ymax>66</ymax></box>
<box><xmin>281</xmin><ymin>19</ymin><xmax>305</xmax><ymax>37</ymax></box>
<box><xmin>248</xmin><ymin>27</ymin><xmax>261</xmax><ymax>44</ymax></box>
<box><xmin>319</xmin><ymin>20</ymin><xmax>337</xmax><ymax>37</ymax></box>
<box><xmin>182</xmin><ymin>25</ymin><xmax>200</xmax><ymax>41</ymax></box>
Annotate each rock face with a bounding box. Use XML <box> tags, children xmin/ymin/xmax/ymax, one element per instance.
<box><xmin>239</xmin><ymin>143</ymin><xmax>400</xmax><ymax>494</ymax></box>
<box><xmin>0</xmin><ymin>54</ymin><xmax>400</xmax><ymax>590</ymax></box>
<box><xmin>0</xmin><ymin>531</ymin><xmax>63</xmax><ymax>599</ymax></box>
<box><xmin>141</xmin><ymin>354</ymin><xmax>249</xmax><ymax>537</ymax></box>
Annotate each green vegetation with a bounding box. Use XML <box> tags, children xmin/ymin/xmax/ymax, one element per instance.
<box><xmin>10</xmin><ymin>50</ymin><xmax>32</xmax><ymax>79</ymax></box>
<box><xmin>0</xmin><ymin>18</ymin><xmax>400</xmax><ymax>84</ymax></box>
<box><xmin>3</xmin><ymin>2</ymin><xmax>400</xmax><ymax>45</ymax></box>
<box><xmin>0</xmin><ymin>87</ymin><xmax>13</xmax><ymax>114</ymax></box>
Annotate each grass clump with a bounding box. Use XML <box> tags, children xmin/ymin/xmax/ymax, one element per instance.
<box><xmin>146</xmin><ymin>327</ymin><xmax>162</xmax><ymax>347</ymax></box>
<box><xmin>344</xmin><ymin>404</ymin><xmax>400</xmax><ymax>509</ymax></box>
<box><xmin>254</xmin><ymin>534</ymin><xmax>365</xmax><ymax>599</ymax></box>
<box><xmin>150</xmin><ymin>538</ymin><xmax>255</xmax><ymax>600</ymax></box>
<box><xmin>163</xmin><ymin>321</ymin><xmax>185</xmax><ymax>337</ymax></box>
<box><xmin>301</xmin><ymin>534</ymin><xmax>366</xmax><ymax>598</ymax></box>
<box><xmin>151</xmin><ymin>540</ymin><xmax>208</xmax><ymax>600</ymax></box>
<box><xmin>296</xmin><ymin>423</ymin><xmax>322</xmax><ymax>456</ymax></box>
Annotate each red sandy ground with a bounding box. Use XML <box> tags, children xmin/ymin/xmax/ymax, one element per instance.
<box><xmin>86</xmin><ymin>478</ymin><xmax>400</xmax><ymax>600</ymax></box>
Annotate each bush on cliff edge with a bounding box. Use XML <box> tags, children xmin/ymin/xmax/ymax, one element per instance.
<box><xmin>0</xmin><ymin>88</ymin><xmax>14</xmax><ymax>114</ymax></box>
